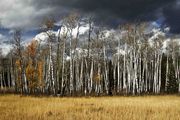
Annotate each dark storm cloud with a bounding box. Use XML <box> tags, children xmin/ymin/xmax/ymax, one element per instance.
<box><xmin>0</xmin><ymin>0</ymin><xmax>180</xmax><ymax>33</ymax></box>
<box><xmin>35</xmin><ymin>0</ymin><xmax>174</xmax><ymax>20</ymax></box>
<box><xmin>71</xmin><ymin>0</ymin><xmax>174</xmax><ymax>20</ymax></box>
<box><xmin>38</xmin><ymin>0</ymin><xmax>179</xmax><ymax>33</ymax></box>
<box><xmin>163</xmin><ymin>1</ymin><xmax>180</xmax><ymax>33</ymax></box>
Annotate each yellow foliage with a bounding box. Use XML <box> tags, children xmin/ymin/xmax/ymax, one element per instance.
<box><xmin>26</xmin><ymin>40</ymin><xmax>38</xmax><ymax>58</ymax></box>
<box><xmin>26</xmin><ymin>60</ymin><xmax>36</xmax><ymax>88</ymax></box>
<box><xmin>15</xmin><ymin>60</ymin><xmax>21</xmax><ymax>70</ymax></box>
<box><xmin>94</xmin><ymin>73</ymin><xmax>101</xmax><ymax>84</ymax></box>
<box><xmin>38</xmin><ymin>61</ymin><xmax>44</xmax><ymax>87</ymax></box>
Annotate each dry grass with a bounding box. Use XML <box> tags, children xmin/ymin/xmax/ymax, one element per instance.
<box><xmin>0</xmin><ymin>95</ymin><xmax>180</xmax><ymax>120</ymax></box>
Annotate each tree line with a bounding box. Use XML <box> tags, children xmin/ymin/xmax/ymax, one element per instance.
<box><xmin>0</xmin><ymin>13</ymin><xmax>180</xmax><ymax>96</ymax></box>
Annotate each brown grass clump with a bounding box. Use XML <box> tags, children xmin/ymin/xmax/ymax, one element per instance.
<box><xmin>0</xmin><ymin>95</ymin><xmax>180</xmax><ymax>120</ymax></box>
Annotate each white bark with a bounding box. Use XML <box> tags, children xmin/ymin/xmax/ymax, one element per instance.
<box><xmin>89</xmin><ymin>60</ymin><xmax>93</xmax><ymax>93</ymax></box>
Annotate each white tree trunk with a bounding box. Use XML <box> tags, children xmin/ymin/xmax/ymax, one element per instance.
<box><xmin>123</xmin><ymin>44</ymin><xmax>127</xmax><ymax>91</ymax></box>
<box><xmin>69</xmin><ymin>30</ymin><xmax>74</xmax><ymax>95</ymax></box>
<box><xmin>80</xmin><ymin>58</ymin><xmax>84</xmax><ymax>93</ymax></box>
<box><xmin>89</xmin><ymin>60</ymin><xmax>94</xmax><ymax>93</ymax></box>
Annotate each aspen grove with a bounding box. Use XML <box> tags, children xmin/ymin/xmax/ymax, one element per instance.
<box><xmin>0</xmin><ymin>14</ymin><xmax>180</xmax><ymax>96</ymax></box>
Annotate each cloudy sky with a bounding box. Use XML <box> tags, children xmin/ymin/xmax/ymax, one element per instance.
<box><xmin>0</xmin><ymin>0</ymin><xmax>180</xmax><ymax>42</ymax></box>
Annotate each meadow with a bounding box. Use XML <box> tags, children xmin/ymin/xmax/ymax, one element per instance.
<box><xmin>0</xmin><ymin>95</ymin><xmax>180</xmax><ymax>120</ymax></box>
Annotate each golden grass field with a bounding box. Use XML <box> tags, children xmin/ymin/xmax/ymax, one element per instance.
<box><xmin>0</xmin><ymin>95</ymin><xmax>180</xmax><ymax>120</ymax></box>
